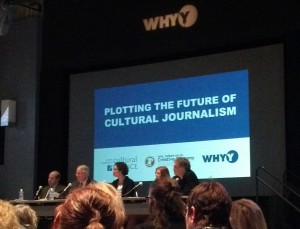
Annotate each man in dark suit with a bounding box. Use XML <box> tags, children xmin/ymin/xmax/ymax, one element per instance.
<box><xmin>38</xmin><ymin>170</ymin><xmax>66</xmax><ymax>199</ymax></box>
<box><xmin>68</xmin><ymin>164</ymin><xmax>96</xmax><ymax>193</ymax></box>
<box><xmin>173</xmin><ymin>157</ymin><xmax>199</xmax><ymax>196</ymax></box>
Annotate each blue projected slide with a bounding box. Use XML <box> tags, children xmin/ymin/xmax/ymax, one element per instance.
<box><xmin>94</xmin><ymin>70</ymin><xmax>250</xmax><ymax>182</ymax></box>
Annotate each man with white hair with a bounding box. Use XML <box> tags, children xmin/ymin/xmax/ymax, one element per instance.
<box><xmin>68</xmin><ymin>165</ymin><xmax>96</xmax><ymax>193</ymax></box>
<box><xmin>173</xmin><ymin>157</ymin><xmax>199</xmax><ymax>195</ymax></box>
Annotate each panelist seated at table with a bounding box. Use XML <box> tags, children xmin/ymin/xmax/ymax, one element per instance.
<box><xmin>173</xmin><ymin>157</ymin><xmax>199</xmax><ymax>196</ymax></box>
<box><xmin>111</xmin><ymin>162</ymin><xmax>136</xmax><ymax>197</ymax></box>
<box><xmin>68</xmin><ymin>165</ymin><xmax>96</xmax><ymax>193</ymax></box>
<box><xmin>38</xmin><ymin>170</ymin><xmax>66</xmax><ymax>199</ymax></box>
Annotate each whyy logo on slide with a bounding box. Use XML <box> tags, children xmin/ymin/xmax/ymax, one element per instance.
<box><xmin>143</xmin><ymin>5</ymin><xmax>198</xmax><ymax>31</ymax></box>
<box><xmin>202</xmin><ymin>150</ymin><xmax>239</xmax><ymax>163</ymax></box>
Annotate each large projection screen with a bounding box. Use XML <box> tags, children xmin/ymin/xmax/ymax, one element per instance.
<box><xmin>69</xmin><ymin>44</ymin><xmax>285</xmax><ymax>197</ymax></box>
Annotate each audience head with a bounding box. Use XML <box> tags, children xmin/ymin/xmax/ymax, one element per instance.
<box><xmin>48</xmin><ymin>170</ymin><xmax>61</xmax><ymax>187</ymax></box>
<box><xmin>53</xmin><ymin>182</ymin><xmax>125</xmax><ymax>229</ymax></box>
<box><xmin>14</xmin><ymin>204</ymin><xmax>38</xmax><ymax>229</ymax></box>
<box><xmin>174</xmin><ymin>157</ymin><xmax>190</xmax><ymax>178</ymax></box>
<box><xmin>0</xmin><ymin>199</ymin><xmax>21</xmax><ymax>229</ymax></box>
<box><xmin>186</xmin><ymin>180</ymin><xmax>232</xmax><ymax>229</ymax></box>
<box><xmin>230</xmin><ymin>198</ymin><xmax>267</xmax><ymax>229</ymax></box>
<box><xmin>76</xmin><ymin>165</ymin><xmax>89</xmax><ymax>183</ymax></box>
<box><xmin>155</xmin><ymin>166</ymin><xmax>170</xmax><ymax>180</ymax></box>
<box><xmin>113</xmin><ymin>162</ymin><xmax>129</xmax><ymax>177</ymax></box>
<box><xmin>147</xmin><ymin>178</ymin><xmax>186</xmax><ymax>228</ymax></box>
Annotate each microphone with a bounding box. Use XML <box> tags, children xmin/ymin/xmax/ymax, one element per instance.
<box><xmin>63</xmin><ymin>183</ymin><xmax>72</xmax><ymax>192</ymax></box>
<box><xmin>59</xmin><ymin>183</ymin><xmax>72</xmax><ymax>198</ymax></box>
<box><xmin>172</xmin><ymin>176</ymin><xmax>180</xmax><ymax>190</ymax></box>
<box><xmin>122</xmin><ymin>182</ymin><xmax>143</xmax><ymax>197</ymax></box>
<box><xmin>172</xmin><ymin>175</ymin><xmax>180</xmax><ymax>182</ymax></box>
<box><xmin>34</xmin><ymin>186</ymin><xmax>43</xmax><ymax>200</ymax></box>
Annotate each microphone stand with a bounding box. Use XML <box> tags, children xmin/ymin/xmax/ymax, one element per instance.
<box><xmin>59</xmin><ymin>183</ymin><xmax>72</xmax><ymax>199</ymax></box>
<box><xmin>122</xmin><ymin>182</ymin><xmax>143</xmax><ymax>197</ymax></box>
<box><xmin>33</xmin><ymin>186</ymin><xmax>42</xmax><ymax>200</ymax></box>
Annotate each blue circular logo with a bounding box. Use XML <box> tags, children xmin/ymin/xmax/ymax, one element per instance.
<box><xmin>145</xmin><ymin>157</ymin><xmax>155</xmax><ymax>167</ymax></box>
<box><xmin>226</xmin><ymin>150</ymin><xmax>239</xmax><ymax>163</ymax></box>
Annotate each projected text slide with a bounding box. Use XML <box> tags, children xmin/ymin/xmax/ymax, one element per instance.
<box><xmin>94</xmin><ymin>70</ymin><xmax>250</xmax><ymax>182</ymax></box>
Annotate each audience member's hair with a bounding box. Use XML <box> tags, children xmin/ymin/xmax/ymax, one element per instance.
<box><xmin>14</xmin><ymin>204</ymin><xmax>38</xmax><ymax>229</ymax></box>
<box><xmin>114</xmin><ymin>162</ymin><xmax>129</xmax><ymax>176</ymax></box>
<box><xmin>53</xmin><ymin>182</ymin><xmax>125</xmax><ymax>229</ymax></box>
<box><xmin>186</xmin><ymin>180</ymin><xmax>232</xmax><ymax>228</ymax></box>
<box><xmin>155</xmin><ymin>166</ymin><xmax>170</xmax><ymax>179</ymax></box>
<box><xmin>230</xmin><ymin>198</ymin><xmax>267</xmax><ymax>229</ymax></box>
<box><xmin>146</xmin><ymin>178</ymin><xmax>186</xmax><ymax>229</ymax></box>
<box><xmin>0</xmin><ymin>199</ymin><xmax>21</xmax><ymax>229</ymax></box>
<box><xmin>175</xmin><ymin>157</ymin><xmax>191</xmax><ymax>171</ymax></box>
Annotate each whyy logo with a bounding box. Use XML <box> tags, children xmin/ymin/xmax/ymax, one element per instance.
<box><xmin>202</xmin><ymin>150</ymin><xmax>239</xmax><ymax>163</ymax></box>
<box><xmin>143</xmin><ymin>5</ymin><xmax>198</xmax><ymax>31</ymax></box>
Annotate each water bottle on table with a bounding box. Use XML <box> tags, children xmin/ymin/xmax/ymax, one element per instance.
<box><xmin>19</xmin><ymin>188</ymin><xmax>24</xmax><ymax>200</ymax></box>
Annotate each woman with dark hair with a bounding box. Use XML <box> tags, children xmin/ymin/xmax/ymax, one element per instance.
<box><xmin>135</xmin><ymin>178</ymin><xmax>186</xmax><ymax>229</ymax></box>
<box><xmin>112</xmin><ymin>162</ymin><xmax>136</xmax><ymax>197</ymax></box>
<box><xmin>185</xmin><ymin>180</ymin><xmax>232</xmax><ymax>229</ymax></box>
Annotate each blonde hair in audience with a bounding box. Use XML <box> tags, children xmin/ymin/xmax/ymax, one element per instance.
<box><xmin>92</xmin><ymin>182</ymin><xmax>126</xmax><ymax>225</ymax></box>
<box><xmin>0</xmin><ymin>199</ymin><xmax>21</xmax><ymax>229</ymax></box>
<box><xmin>230</xmin><ymin>198</ymin><xmax>267</xmax><ymax>229</ymax></box>
<box><xmin>53</xmin><ymin>182</ymin><xmax>125</xmax><ymax>229</ymax></box>
<box><xmin>14</xmin><ymin>204</ymin><xmax>38</xmax><ymax>229</ymax></box>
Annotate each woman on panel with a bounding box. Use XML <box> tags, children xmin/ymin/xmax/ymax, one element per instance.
<box><xmin>155</xmin><ymin>166</ymin><xmax>171</xmax><ymax>180</ymax></box>
<box><xmin>135</xmin><ymin>178</ymin><xmax>186</xmax><ymax>229</ymax></box>
<box><xmin>52</xmin><ymin>182</ymin><xmax>126</xmax><ymax>229</ymax></box>
<box><xmin>112</xmin><ymin>162</ymin><xmax>136</xmax><ymax>197</ymax></box>
<box><xmin>155</xmin><ymin>166</ymin><xmax>179</xmax><ymax>189</ymax></box>
<box><xmin>230</xmin><ymin>198</ymin><xmax>267</xmax><ymax>229</ymax></box>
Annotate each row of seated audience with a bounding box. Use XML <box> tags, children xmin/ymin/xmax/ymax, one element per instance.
<box><xmin>0</xmin><ymin>157</ymin><xmax>268</xmax><ymax>229</ymax></box>
<box><xmin>0</xmin><ymin>181</ymin><xmax>267</xmax><ymax>229</ymax></box>
<box><xmin>54</xmin><ymin>179</ymin><xmax>268</xmax><ymax>229</ymax></box>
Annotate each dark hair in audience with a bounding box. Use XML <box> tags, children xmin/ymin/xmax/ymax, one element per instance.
<box><xmin>230</xmin><ymin>198</ymin><xmax>267</xmax><ymax>229</ymax></box>
<box><xmin>115</xmin><ymin>162</ymin><xmax>129</xmax><ymax>176</ymax></box>
<box><xmin>186</xmin><ymin>180</ymin><xmax>232</xmax><ymax>228</ymax></box>
<box><xmin>147</xmin><ymin>178</ymin><xmax>186</xmax><ymax>229</ymax></box>
<box><xmin>53</xmin><ymin>183</ymin><xmax>125</xmax><ymax>229</ymax></box>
